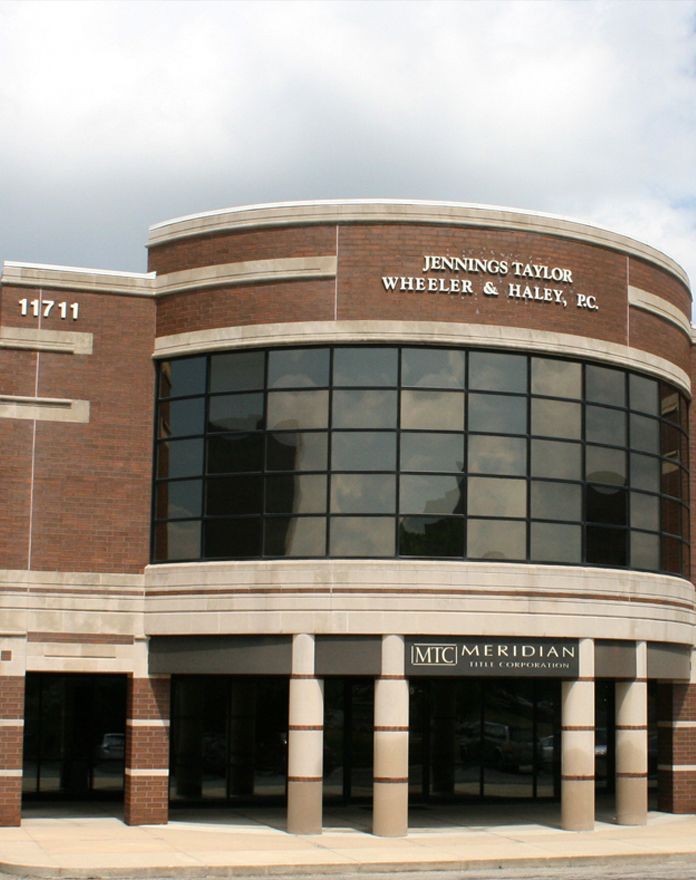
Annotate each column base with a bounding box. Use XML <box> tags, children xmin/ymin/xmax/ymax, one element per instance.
<box><xmin>373</xmin><ymin>781</ymin><xmax>408</xmax><ymax>837</ymax></box>
<box><xmin>561</xmin><ymin>778</ymin><xmax>594</xmax><ymax>831</ymax></box>
<box><xmin>0</xmin><ymin>777</ymin><xmax>22</xmax><ymax>827</ymax></box>
<box><xmin>616</xmin><ymin>775</ymin><xmax>647</xmax><ymax>825</ymax></box>
<box><xmin>124</xmin><ymin>774</ymin><xmax>169</xmax><ymax>825</ymax></box>
<box><xmin>287</xmin><ymin>779</ymin><xmax>322</xmax><ymax>834</ymax></box>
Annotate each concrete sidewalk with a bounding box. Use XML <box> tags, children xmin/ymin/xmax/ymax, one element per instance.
<box><xmin>2</xmin><ymin>802</ymin><xmax>696</xmax><ymax>878</ymax></box>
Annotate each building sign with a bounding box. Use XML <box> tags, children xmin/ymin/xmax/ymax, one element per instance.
<box><xmin>382</xmin><ymin>253</ymin><xmax>598</xmax><ymax>311</ymax></box>
<box><xmin>404</xmin><ymin>637</ymin><xmax>579</xmax><ymax>678</ymax></box>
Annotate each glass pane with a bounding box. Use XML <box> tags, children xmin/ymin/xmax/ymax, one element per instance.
<box><xmin>630</xmin><ymin>414</ymin><xmax>659</xmax><ymax>453</ymax></box>
<box><xmin>661</xmin><ymin>497</ymin><xmax>684</xmax><ymax>537</ymax></box>
<box><xmin>531</xmin><ymin>399</ymin><xmax>581</xmax><ymax>439</ymax></box>
<box><xmin>157</xmin><ymin>438</ymin><xmax>204</xmax><ymax>479</ymax></box>
<box><xmin>468</xmin><ymin>435</ymin><xmax>526</xmax><ymax>476</ymax></box>
<box><xmin>630</xmin><ymin>493</ymin><xmax>659</xmax><ymax>531</ymax></box>
<box><xmin>468</xmin><ymin>394</ymin><xmax>526</xmax><ymax>434</ymax></box>
<box><xmin>586</xmin><ymin>365</ymin><xmax>625</xmax><ymax>406</ymax></box>
<box><xmin>209</xmin><ymin>350</ymin><xmax>265</xmax><ymax>393</ymax></box>
<box><xmin>267</xmin><ymin>390</ymin><xmax>328</xmax><ymax>429</ymax></box>
<box><xmin>660</xmin><ymin>385</ymin><xmax>681</xmax><ymax>423</ymax></box>
<box><xmin>586</xmin><ymin>485</ymin><xmax>627</xmax><ymax>525</ymax></box>
<box><xmin>586</xmin><ymin>406</ymin><xmax>625</xmax><ymax>446</ymax></box>
<box><xmin>401</xmin><ymin>390</ymin><xmax>464</xmax><ymax>430</ymax></box>
<box><xmin>399</xmin><ymin>516</ymin><xmax>464</xmax><ymax>557</ymax></box>
<box><xmin>401</xmin><ymin>347</ymin><xmax>466</xmax><ymax>389</ymax></box>
<box><xmin>207</xmin><ymin>433</ymin><xmax>264</xmax><ymax>474</ymax></box>
<box><xmin>331</xmin><ymin>432</ymin><xmax>396</xmax><ymax>470</ymax></box>
<box><xmin>531</xmin><ymin>440</ymin><xmax>581</xmax><ymax>480</ymax></box>
<box><xmin>661</xmin><ymin>460</ymin><xmax>685</xmax><ymax>499</ymax></box>
<box><xmin>156</xmin><ymin>480</ymin><xmax>202</xmax><ymax>519</ymax></box>
<box><xmin>585</xmin><ymin>446</ymin><xmax>626</xmax><ymax>485</ymax></box>
<box><xmin>268</xmin><ymin>348</ymin><xmax>329</xmax><ymax>388</ymax></box>
<box><xmin>467</xmin><ymin>520</ymin><xmax>526</xmax><ymax>559</ymax></box>
<box><xmin>630</xmin><ymin>453</ymin><xmax>660</xmax><ymax>492</ymax></box>
<box><xmin>208</xmin><ymin>393</ymin><xmax>264</xmax><ymax>432</ymax></box>
<box><xmin>329</xmin><ymin>517</ymin><xmax>395</xmax><ymax>556</ymax></box>
<box><xmin>330</xmin><ymin>473</ymin><xmax>395</xmax><ymax>513</ymax></box>
<box><xmin>531</xmin><ymin>357</ymin><xmax>581</xmax><ymax>399</ymax></box>
<box><xmin>266</xmin><ymin>474</ymin><xmax>327</xmax><ymax>514</ymax></box>
<box><xmin>204</xmin><ymin>518</ymin><xmax>262</xmax><ymax>558</ymax></box>
<box><xmin>333</xmin><ymin>347</ymin><xmax>397</xmax><ymax>386</ymax></box>
<box><xmin>264</xmin><ymin>517</ymin><xmax>326</xmax><ymax>556</ymax></box>
<box><xmin>661</xmin><ymin>423</ymin><xmax>683</xmax><ymax>460</ymax></box>
<box><xmin>332</xmin><ymin>389</ymin><xmax>397</xmax><ymax>429</ymax></box>
<box><xmin>153</xmin><ymin>521</ymin><xmax>201</xmax><ymax>561</ymax></box>
<box><xmin>400</xmin><ymin>432</ymin><xmax>464</xmax><ymax>473</ymax></box>
<box><xmin>469</xmin><ymin>351</ymin><xmax>527</xmax><ymax>392</ymax></box>
<box><xmin>206</xmin><ymin>475</ymin><xmax>263</xmax><ymax>515</ymax></box>
<box><xmin>530</xmin><ymin>523</ymin><xmax>581</xmax><ymax>563</ymax></box>
<box><xmin>467</xmin><ymin>477</ymin><xmax>526</xmax><ymax>517</ymax></box>
<box><xmin>159</xmin><ymin>357</ymin><xmax>206</xmax><ymax>399</ymax></box>
<box><xmin>399</xmin><ymin>475</ymin><xmax>465</xmax><ymax>515</ymax></box>
<box><xmin>530</xmin><ymin>481</ymin><xmax>581</xmax><ymax>521</ymax></box>
<box><xmin>158</xmin><ymin>397</ymin><xmax>205</xmax><ymax>439</ymax></box>
<box><xmin>629</xmin><ymin>374</ymin><xmax>658</xmax><ymax>415</ymax></box>
<box><xmin>630</xmin><ymin>532</ymin><xmax>660</xmax><ymax>570</ymax></box>
<box><xmin>586</xmin><ymin>526</ymin><xmax>627</xmax><ymax>566</ymax></box>
<box><xmin>266</xmin><ymin>432</ymin><xmax>328</xmax><ymax>471</ymax></box>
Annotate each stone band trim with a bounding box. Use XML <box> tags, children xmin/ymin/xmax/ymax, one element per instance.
<box><xmin>373</xmin><ymin>777</ymin><xmax>410</xmax><ymax>784</ymax></box>
<box><xmin>0</xmin><ymin>395</ymin><xmax>90</xmax><ymax>424</ymax></box>
<box><xmin>616</xmin><ymin>724</ymin><xmax>648</xmax><ymax>731</ymax></box>
<box><xmin>628</xmin><ymin>286</ymin><xmax>692</xmax><ymax>337</ymax></box>
<box><xmin>0</xmin><ymin>326</ymin><xmax>94</xmax><ymax>355</ymax></box>
<box><xmin>374</xmin><ymin>726</ymin><xmax>409</xmax><ymax>732</ymax></box>
<box><xmin>287</xmin><ymin>775</ymin><xmax>322</xmax><ymax>783</ymax></box>
<box><xmin>378</xmin><ymin>675</ymin><xmax>406</xmax><ymax>681</ymax></box>
<box><xmin>562</xmin><ymin>725</ymin><xmax>596</xmax><ymax>731</ymax></box>
<box><xmin>561</xmin><ymin>774</ymin><xmax>595</xmax><ymax>781</ymax></box>
<box><xmin>153</xmin><ymin>320</ymin><xmax>690</xmax><ymax>393</ymax></box>
<box><xmin>0</xmin><ymin>720</ymin><xmax>23</xmax><ymax>727</ymax></box>
<box><xmin>617</xmin><ymin>772</ymin><xmax>648</xmax><ymax>779</ymax></box>
<box><xmin>658</xmin><ymin>764</ymin><xmax>696</xmax><ymax>772</ymax></box>
<box><xmin>289</xmin><ymin>674</ymin><xmax>316</xmax><ymax>680</ymax></box>
<box><xmin>0</xmin><ymin>770</ymin><xmax>22</xmax><ymax>777</ymax></box>
<box><xmin>658</xmin><ymin>721</ymin><xmax>696</xmax><ymax>728</ymax></box>
<box><xmin>124</xmin><ymin>768</ymin><xmax>169</xmax><ymax>777</ymax></box>
<box><xmin>126</xmin><ymin>719</ymin><xmax>170</xmax><ymax>728</ymax></box>
<box><xmin>1</xmin><ymin>262</ymin><xmax>155</xmax><ymax>296</ymax></box>
<box><xmin>288</xmin><ymin>725</ymin><xmax>323</xmax><ymax>731</ymax></box>
<box><xmin>146</xmin><ymin>200</ymin><xmax>689</xmax><ymax>287</ymax></box>
<box><xmin>28</xmin><ymin>632</ymin><xmax>135</xmax><ymax>644</ymax></box>
<box><xmin>155</xmin><ymin>257</ymin><xmax>336</xmax><ymax>296</ymax></box>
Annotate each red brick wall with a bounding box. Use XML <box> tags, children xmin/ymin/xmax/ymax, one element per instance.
<box><xmin>148</xmin><ymin>225</ymin><xmax>336</xmax><ymax>275</ymax></box>
<box><xmin>629</xmin><ymin>256</ymin><xmax>691</xmax><ymax>316</ymax></box>
<box><xmin>0</xmin><ymin>677</ymin><xmax>25</xmax><ymax>826</ymax></box>
<box><xmin>124</xmin><ymin>676</ymin><xmax>171</xmax><ymax>825</ymax></box>
<box><xmin>628</xmin><ymin>308</ymin><xmax>691</xmax><ymax>378</ymax></box>
<box><xmin>0</xmin><ymin>284</ymin><xmax>156</xmax><ymax>574</ymax></box>
<box><xmin>657</xmin><ymin>683</ymin><xmax>696</xmax><ymax>813</ymax></box>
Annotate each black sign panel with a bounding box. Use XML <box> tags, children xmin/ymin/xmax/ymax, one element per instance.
<box><xmin>404</xmin><ymin>637</ymin><xmax>579</xmax><ymax>678</ymax></box>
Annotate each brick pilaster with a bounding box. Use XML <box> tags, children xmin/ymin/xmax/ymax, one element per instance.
<box><xmin>0</xmin><ymin>676</ymin><xmax>25</xmax><ymax>826</ymax></box>
<box><xmin>657</xmin><ymin>682</ymin><xmax>696</xmax><ymax>813</ymax></box>
<box><xmin>124</xmin><ymin>675</ymin><xmax>171</xmax><ymax>825</ymax></box>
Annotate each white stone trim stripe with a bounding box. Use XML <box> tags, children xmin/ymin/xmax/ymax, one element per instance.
<box><xmin>2</xmin><ymin>262</ymin><xmax>155</xmax><ymax>296</ymax></box>
<box><xmin>628</xmin><ymin>286</ymin><xmax>692</xmax><ymax>337</ymax></box>
<box><xmin>146</xmin><ymin>200</ymin><xmax>690</xmax><ymax>288</ymax></box>
<box><xmin>0</xmin><ymin>719</ymin><xmax>24</xmax><ymax>727</ymax></box>
<box><xmin>155</xmin><ymin>256</ymin><xmax>336</xmax><ymax>296</ymax></box>
<box><xmin>0</xmin><ymin>395</ymin><xmax>90</xmax><ymax>423</ymax></box>
<box><xmin>658</xmin><ymin>764</ymin><xmax>696</xmax><ymax>772</ymax></box>
<box><xmin>124</xmin><ymin>768</ymin><xmax>169</xmax><ymax>777</ymax></box>
<box><xmin>0</xmin><ymin>769</ymin><xmax>22</xmax><ymax>777</ymax></box>
<box><xmin>0</xmin><ymin>326</ymin><xmax>94</xmax><ymax>355</ymax></box>
<box><xmin>153</xmin><ymin>320</ymin><xmax>690</xmax><ymax>394</ymax></box>
<box><xmin>127</xmin><ymin>719</ymin><xmax>171</xmax><ymax>727</ymax></box>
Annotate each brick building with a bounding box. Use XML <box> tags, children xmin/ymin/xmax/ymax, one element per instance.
<box><xmin>1</xmin><ymin>200</ymin><xmax>694</xmax><ymax>833</ymax></box>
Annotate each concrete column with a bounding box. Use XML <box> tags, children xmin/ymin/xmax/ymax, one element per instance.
<box><xmin>373</xmin><ymin>634</ymin><xmax>409</xmax><ymax>837</ymax></box>
<box><xmin>287</xmin><ymin>633</ymin><xmax>323</xmax><ymax>834</ymax></box>
<box><xmin>615</xmin><ymin>641</ymin><xmax>647</xmax><ymax>825</ymax></box>
<box><xmin>0</xmin><ymin>637</ymin><xmax>26</xmax><ymax>827</ymax></box>
<box><xmin>561</xmin><ymin>637</ymin><xmax>595</xmax><ymax>831</ymax></box>
<box><xmin>124</xmin><ymin>674</ymin><xmax>171</xmax><ymax>826</ymax></box>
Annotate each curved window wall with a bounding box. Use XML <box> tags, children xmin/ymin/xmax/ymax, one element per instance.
<box><xmin>153</xmin><ymin>346</ymin><xmax>689</xmax><ymax>575</ymax></box>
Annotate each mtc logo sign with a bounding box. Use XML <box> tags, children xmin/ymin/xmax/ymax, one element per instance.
<box><xmin>410</xmin><ymin>644</ymin><xmax>458</xmax><ymax>667</ymax></box>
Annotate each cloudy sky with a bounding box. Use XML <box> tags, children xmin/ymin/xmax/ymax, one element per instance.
<box><xmin>1</xmin><ymin>0</ymin><xmax>695</xmax><ymax>293</ymax></box>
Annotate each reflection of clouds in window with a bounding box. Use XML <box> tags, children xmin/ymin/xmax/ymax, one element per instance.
<box><xmin>329</xmin><ymin>517</ymin><xmax>394</xmax><ymax>556</ymax></box>
<box><xmin>331</xmin><ymin>473</ymin><xmax>395</xmax><ymax>513</ymax></box>
<box><xmin>468</xmin><ymin>477</ymin><xmax>526</xmax><ymax>517</ymax></box>
<box><xmin>332</xmin><ymin>390</ymin><xmax>397</xmax><ymax>429</ymax></box>
<box><xmin>401</xmin><ymin>390</ymin><xmax>464</xmax><ymax>430</ymax></box>
<box><xmin>268</xmin><ymin>349</ymin><xmax>330</xmax><ymax>388</ymax></box>
<box><xmin>468</xmin><ymin>436</ymin><xmax>526</xmax><ymax>475</ymax></box>
<box><xmin>400</xmin><ymin>433</ymin><xmax>464</xmax><ymax>472</ymax></box>
<box><xmin>401</xmin><ymin>348</ymin><xmax>465</xmax><ymax>388</ymax></box>
<box><xmin>165</xmin><ymin>521</ymin><xmax>200</xmax><ymax>560</ymax></box>
<box><xmin>399</xmin><ymin>475</ymin><xmax>464</xmax><ymax>515</ymax></box>
<box><xmin>331</xmin><ymin>432</ymin><xmax>396</xmax><ymax>470</ymax></box>
<box><xmin>469</xmin><ymin>352</ymin><xmax>527</xmax><ymax>393</ymax></box>
<box><xmin>468</xmin><ymin>520</ymin><xmax>525</xmax><ymax>559</ymax></box>
<box><xmin>468</xmin><ymin>394</ymin><xmax>526</xmax><ymax>434</ymax></box>
<box><xmin>586</xmin><ymin>446</ymin><xmax>626</xmax><ymax>486</ymax></box>
<box><xmin>531</xmin><ymin>357</ymin><xmax>581</xmax><ymax>399</ymax></box>
<box><xmin>267</xmin><ymin>391</ymin><xmax>328</xmax><ymax>429</ymax></box>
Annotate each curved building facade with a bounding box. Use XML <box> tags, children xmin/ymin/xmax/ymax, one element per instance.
<box><xmin>1</xmin><ymin>201</ymin><xmax>694</xmax><ymax>833</ymax></box>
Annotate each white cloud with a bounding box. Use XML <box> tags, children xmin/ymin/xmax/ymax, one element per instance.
<box><xmin>0</xmin><ymin>0</ymin><xmax>694</xmax><ymax>291</ymax></box>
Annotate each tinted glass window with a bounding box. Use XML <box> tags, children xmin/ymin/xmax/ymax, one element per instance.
<box><xmin>400</xmin><ymin>475</ymin><xmax>465</xmax><ymax>515</ymax></box>
<box><xmin>585</xmin><ymin>446</ymin><xmax>626</xmax><ymax>486</ymax></box>
<box><xmin>267</xmin><ymin>390</ymin><xmax>328</xmax><ymax>429</ymax></box>
<box><xmin>204</xmin><ymin>518</ymin><xmax>262</xmax><ymax>558</ymax></box>
<box><xmin>265</xmin><ymin>474</ymin><xmax>327</xmax><ymax>514</ymax></box>
<box><xmin>208</xmin><ymin>393</ymin><xmax>264</xmax><ymax>432</ymax></box>
<box><xmin>401</xmin><ymin>348</ymin><xmax>466</xmax><ymax>388</ymax></box>
<box><xmin>399</xmin><ymin>516</ymin><xmax>465</xmax><ymax>557</ymax></box>
<box><xmin>159</xmin><ymin>357</ymin><xmax>206</xmax><ymax>399</ymax></box>
<box><xmin>630</xmin><ymin>492</ymin><xmax>659</xmax><ymax>531</ymax></box>
<box><xmin>469</xmin><ymin>394</ymin><xmax>527</xmax><ymax>434</ymax></box>
<box><xmin>330</xmin><ymin>473</ymin><xmax>395</xmax><ymax>513</ymax></box>
<box><xmin>331</xmin><ymin>432</ymin><xmax>396</xmax><ymax>470</ymax></box>
<box><xmin>154</xmin><ymin>521</ymin><xmax>201</xmax><ymax>561</ymax></box>
<box><xmin>469</xmin><ymin>351</ymin><xmax>527</xmax><ymax>392</ymax></box>
<box><xmin>629</xmin><ymin>374</ymin><xmax>658</xmax><ymax>415</ymax></box>
<box><xmin>630</xmin><ymin>414</ymin><xmax>659</xmax><ymax>454</ymax></box>
<box><xmin>530</xmin><ymin>523</ymin><xmax>581</xmax><ymax>563</ymax></box>
<box><xmin>333</xmin><ymin>347</ymin><xmax>397</xmax><ymax>386</ymax></box>
<box><xmin>401</xmin><ymin>390</ymin><xmax>464</xmax><ymax>430</ymax></box>
<box><xmin>586</xmin><ymin>484</ymin><xmax>627</xmax><ymax>525</ymax></box>
<box><xmin>468</xmin><ymin>435</ymin><xmax>526</xmax><ymax>475</ymax></box>
<box><xmin>207</xmin><ymin>433</ymin><xmax>264</xmax><ymax>474</ymax></box>
<box><xmin>266</xmin><ymin>432</ymin><xmax>328</xmax><ymax>471</ymax></box>
<box><xmin>329</xmin><ymin>517</ymin><xmax>394</xmax><ymax>556</ymax></box>
<box><xmin>630</xmin><ymin>453</ymin><xmax>660</xmax><ymax>493</ymax></box>
<box><xmin>586</xmin><ymin>365</ymin><xmax>625</xmax><ymax>406</ymax></box>
<box><xmin>531</xmin><ymin>440</ymin><xmax>581</xmax><ymax>480</ymax></box>
<box><xmin>400</xmin><ymin>433</ymin><xmax>464</xmax><ymax>473</ymax></box>
<box><xmin>332</xmin><ymin>389</ymin><xmax>397</xmax><ymax>429</ymax></box>
<box><xmin>209</xmin><ymin>350</ymin><xmax>265</xmax><ymax>393</ymax></box>
<box><xmin>467</xmin><ymin>477</ymin><xmax>526</xmax><ymax>517</ymax></box>
<box><xmin>630</xmin><ymin>532</ymin><xmax>659</xmax><ymax>570</ymax></box>
<box><xmin>586</xmin><ymin>526</ymin><xmax>627</xmax><ymax>566</ymax></box>
<box><xmin>158</xmin><ymin>397</ymin><xmax>205</xmax><ymax>438</ymax></box>
<box><xmin>268</xmin><ymin>348</ymin><xmax>329</xmax><ymax>388</ymax></box>
<box><xmin>264</xmin><ymin>517</ymin><xmax>326</xmax><ymax>556</ymax></box>
<box><xmin>530</xmin><ymin>481</ymin><xmax>581</xmax><ymax>521</ymax></box>
<box><xmin>467</xmin><ymin>520</ymin><xmax>526</xmax><ymax>559</ymax></box>
<box><xmin>586</xmin><ymin>406</ymin><xmax>625</xmax><ymax>446</ymax></box>
<box><xmin>206</xmin><ymin>475</ymin><xmax>263</xmax><ymax>516</ymax></box>
<box><xmin>156</xmin><ymin>480</ymin><xmax>202</xmax><ymax>519</ymax></box>
<box><xmin>531</xmin><ymin>358</ymin><xmax>581</xmax><ymax>399</ymax></box>
<box><xmin>531</xmin><ymin>399</ymin><xmax>581</xmax><ymax>439</ymax></box>
<box><xmin>157</xmin><ymin>438</ymin><xmax>204</xmax><ymax>479</ymax></box>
